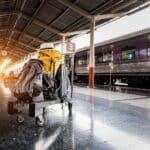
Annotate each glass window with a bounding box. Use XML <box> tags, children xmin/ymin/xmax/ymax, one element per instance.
<box><xmin>95</xmin><ymin>53</ymin><xmax>103</xmax><ymax>63</ymax></box>
<box><xmin>77</xmin><ymin>60</ymin><xmax>83</xmax><ymax>65</ymax></box>
<box><xmin>121</xmin><ymin>49</ymin><xmax>136</xmax><ymax>60</ymax></box>
<box><xmin>98</xmin><ymin>56</ymin><xmax>103</xmax><ymax>62</ymax></box>
<box><xmin>148</xmin><ymin>48</ymin><xmax>150</xmax><ymax>56</ymax></box>
<box><xmin>103</xmin><ymin>54</ymin><xmax>112</xmax><ymax>62</ymax></box>
<box><xmin>139</xmin><ymin>49</ymin><xmax>147</xmax><ymax>57</ymax></box>
<box><xmin>77</xmin><ymin>57</ymin><xmax>87</xmax><ymax>66</ymax></box>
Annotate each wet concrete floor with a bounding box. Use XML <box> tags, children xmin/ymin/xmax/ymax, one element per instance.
<box><xmin>1</xmin><ymin>84</ymin><xmax>150</xmax><ymax>150</ymax></box>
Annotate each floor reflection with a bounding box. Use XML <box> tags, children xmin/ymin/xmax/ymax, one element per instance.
<box><xmin>35</xmin><ymin>127</ymin><xmax>61</xmax><ymax>150</ymax></box>
<box><xmin>1</xmin><ymin>84</ymin><xmax>150</xmax><ymax>150</ymax></box>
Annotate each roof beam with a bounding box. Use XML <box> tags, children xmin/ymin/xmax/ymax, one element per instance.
<box><xmin>16</xmin><ymin>0</ymin><xmax>45</xmax><ymax>44</ymax></box>
<box><xmin>0</xmin><ymin>26</ymin><xmax>45</xmax><ymax>43</ymax></box>
<box><xmin>0</xmin><ymin>10</ymin><xmax>124</xmax><ymax>38</ymax></box>
<box><xmin>21</xmin><ymin>12</ymin><xmax>63</xmax><ymax>35</ymax></box>
<box><xmin>27</xmin><ymin>0</ymin><xmax>80</xmax><ymax>45</ymax></box>
<box><xmin>112</xmin><ymin>0</ymin><xmax>138</xmax><ymax>13</ymax></box>
<box><xmin>95</xmin><ymin>13</ymin><xmax>126</xmax><ymax>20</ymax></box>
<box><xmin>0</xmin><ymin>41</ymin><xmax>30</xmax><ymax>54</ymax></box>
<box><xmin>6</xmin><ymin>50</ymin><xmax>25</xmax><ymax>57</ymax></box>
<box><xmin>14</xmin><ymin>28</ymin><xmax>45</xmax><ymax>43</ymax></box>
<box><xmin>7</xmin><ymin>52</ymin><xmax>21</xmax><ymax>59</ymax></box>
<box><xmin>57</xmin><ymin>0</ymin><xmax>91</xmax><ymax>19</ymax></box>
<box><xmin>58</xmin><ymin>13</ymin><xmax>126</xmax><ymax>36</ymax></box>
<box><xmin>8</xmin><ymin>38</ymin><xmax>36</xmax><ymax>51</ymax></box>
<box><xmin>6</xmin><ymin>45</ymin><xmax>28</xmax><ymax>55</ymax></box>
<box><xmin>0</xmin><ymin>34</ymin><xmax>36</xmax><ymax>52</ymax></box>
<box><xmin>61</xmin><ymin>30</ymin><xmax>88</xmax><ymax>36</ymax></box>
<box><xmin>0</xmin><ymin>46</ymin><xmax>23</xmax><ymax>59</ymax></box>
<box><xmin>6</xmin><ymin>0</ymin><xmax>27</xmax><ymax>51</ymax></box>
<box><xmin>0</xmin><ymin>10</ymin><xmax>18</xmax><ymax>17</ymax></box>
<box><xmin>0</xmin><ymin>26</ymin><xmax>12</xmax><ymax>31</ymax></box>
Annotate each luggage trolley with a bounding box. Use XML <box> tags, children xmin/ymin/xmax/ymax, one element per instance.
<box><xmin>8</xmin><ymin>92</ymin><xmax>72</xmax><ymax>126</ymax></box>
<box><xmin>7</xmin><ymin>43</ymin><xmax>73</xmax><ymax>126</ymax></box>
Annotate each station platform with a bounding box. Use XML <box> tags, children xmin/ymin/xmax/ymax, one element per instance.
<box><xmin>1</xmin><ymin>84</ymin><xmax>150</xmax><ymax>150</ymax></box>
<box><xmin>74</xmin><ymin>86</ymin><xmax>150</xmax><ymax>114</ymax></box>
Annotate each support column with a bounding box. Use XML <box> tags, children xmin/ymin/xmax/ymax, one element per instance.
<box><xmin>88</xmin><ymin>17</ymin><xmax>95</xmax><ymax>88</ymax></box>
<box><xmin>61</xmin><ymin>36</ymin><xmax>66</xmax><ymax>64</ymax></box>
<box><xmin>61</xmin><ymin>36</ymin><xmax>66</xmax><ymax>98</ymax></box>
<box><xmin>70</xmin><ymin>43</ymin><xmax>75</xmax><ymax>98</ymax></box>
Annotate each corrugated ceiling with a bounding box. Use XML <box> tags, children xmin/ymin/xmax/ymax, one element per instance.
<box><xmin>0</xmin><ymin>0</ymin><xmax>148</xmax><ymax>61</ymax></box>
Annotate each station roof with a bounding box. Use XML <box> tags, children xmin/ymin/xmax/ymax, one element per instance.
<box><xmin>0</xmin><ymin>0</ymin><xmax>149</xmax><ymax>61</ymax></box>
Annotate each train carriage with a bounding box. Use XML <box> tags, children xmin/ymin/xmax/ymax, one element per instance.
<box><xmin>74</xmin><ymin>28</ymin><xmax>150</xmax><ymax>87</ymax></box>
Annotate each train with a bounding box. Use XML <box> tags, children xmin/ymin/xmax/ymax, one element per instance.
<box><xmin>74</xmin><ymin>28</ymin><xmax>150</xmax><ymax>88</ymax></box>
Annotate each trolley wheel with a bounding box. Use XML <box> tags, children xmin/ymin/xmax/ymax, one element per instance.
<box><xmin>16</xmin><ymin>114</ymin><xmax>24</xmax><ymax>123</ymax></box>
<box><xmin>68</xmin><ymin>102</ymin><xmax>72</xmax><ymax>112</ymax></box>
<box><xmin>35</xmin><ymin>115</ymin><xmax>45</xmax><ymax>127</ymax></box>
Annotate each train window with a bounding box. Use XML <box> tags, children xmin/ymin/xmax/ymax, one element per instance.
<box><xmin>95</xmin><ymin>56</ymin><xmax>103</xmax><ymax>63</ymax></box>
<box><xmin>95</xmin><ymin>53</ymin><xmax>103</xmax><ymax>63</ymax></box>
<box><xmin>77</xmin><ymin>60</ymin><xmax>83</xmax><ymax>65</ymax></box>
<box><xmin>121</xmin><ymin>49</ymin><xmax>136</xmax><ymax>60</ymax></box>
<box><xmin>139</xmin><ymin>49</ymin><xmax>147</xmax><ymax>57</ymax></box>
<box><xmin>148</xmin><ymin>48</ymin><xmax>150</xmax><ymax>56</ymax></box>
<box><xmin>77</xmin><ymin>57</ymin><xmax>87</xmax><ymax>66</ymax></box>
<box><xmin>103</xmin><ymin>54</ymin><xmax>112</xmax><ymax>62</ymax></box>
<box><xmin>98</xmin><ymin>56</ymin><xmax>103</xmax><ymax>62</ymax></box>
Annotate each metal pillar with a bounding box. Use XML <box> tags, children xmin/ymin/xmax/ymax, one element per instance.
<box><xmin>88</xmin><ymin>17</ymin><xmax>95</xmax><ymax>88</ymax></box>
<box><xmin>66</xmin><ymin>40</ymin><xmax>75</xmax><ymax>98</ymax></box>
<box><xmin>61</xmin><ymin>36</ymin><xmax>66</xmax><ymax>99</ymax></box>
<box><xmin>61</xmin><ymin>36</ymin><xmax>66</xmax><ymax>63</ymax></box>
<box><xmin>70</xmin><ymin>46</ymin><xmax>75</xmax><ymax>98</ymax></box>
<box><xmin>109</xmin><ymin>67</ymin><xmax>112</xmax><ymax>86</ymax></box>
<box><xmin>109</xmin><ymin>50</ymin><xmax>114</xmax><ymax>87</ymax></box>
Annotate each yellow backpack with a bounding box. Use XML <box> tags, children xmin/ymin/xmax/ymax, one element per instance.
<box><xmin>38</xmin><ymin>48</ymin><xmax>63</xmax><ymax>75</ymax></box>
